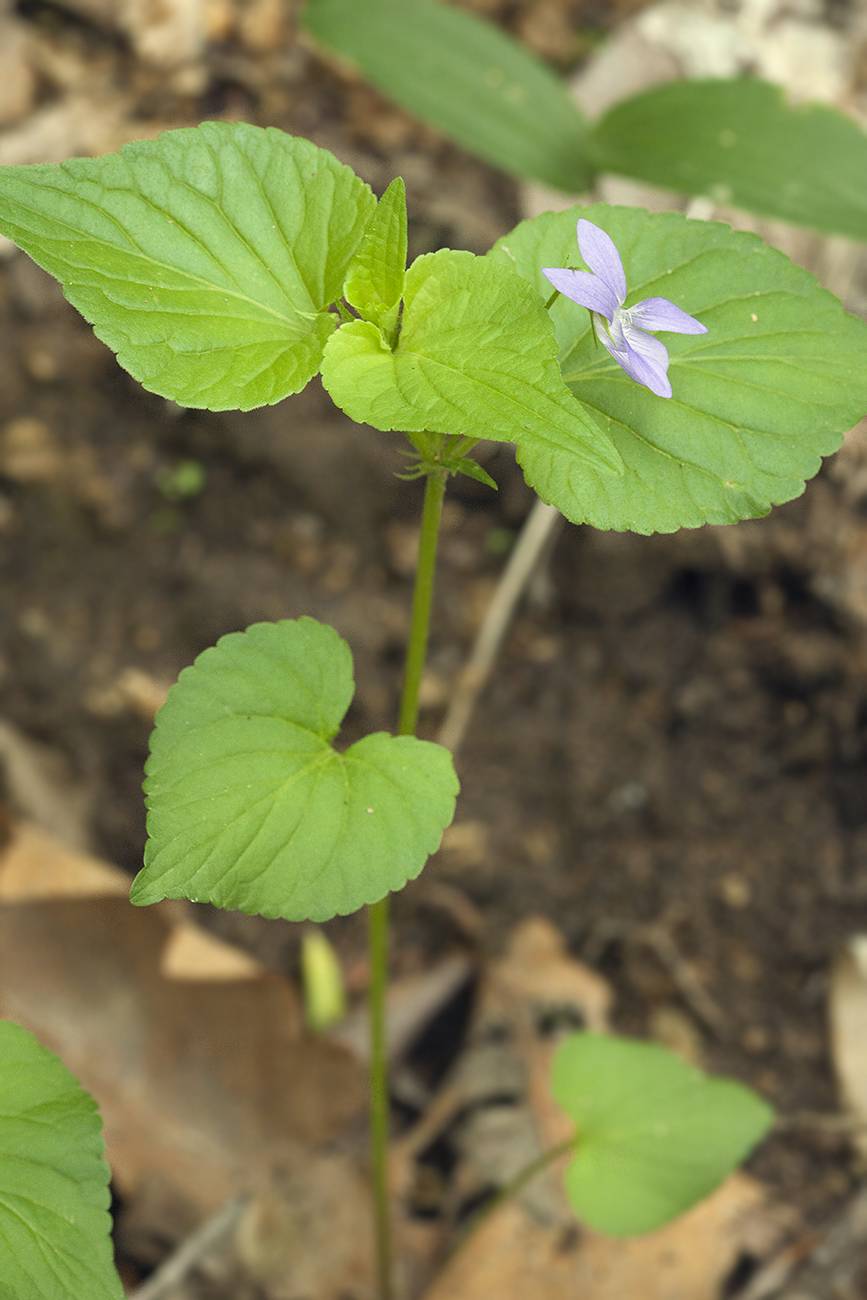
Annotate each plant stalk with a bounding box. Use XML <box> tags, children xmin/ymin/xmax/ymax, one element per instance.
<box><xmin>398</xmin><ymin>468</ymin><xmax>448</xmax><ymax>738</ymax></box>
<box><xmin>368</xmin><ymin>467</ymin><xmax>449</xmax><ymax>1300</ymax></box>
<box><xmin>452</xmin><ymin>1134</ymin><xmax>576</xmax><ymax>1255</ymax></box>
<box><xmin>367</xmin><ymin>894</ymin><xmax>392</xmax><ymax>1300</ymax></box>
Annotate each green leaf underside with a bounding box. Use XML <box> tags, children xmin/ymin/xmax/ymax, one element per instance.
<box><xmin>591</xmin><ymin>79</ymin><xmax>867</xmax><ymax>242</ymax></box>
<box><xmin>321</xmin><ymin>248</ymin><xmax>623</xmax><ymax>476</ymax></box>
<box><xmin>552</xmin><ymin>1034</ymin><xmax>774</xmax><ymax>1237</ymax></box>
<box><xmin>0</xmin><ymin>123</ymin><xmax>376</xmax><ymax>411</ymax></box>
<box><xmin>131</xmin><ymin>619</ymin><xmax>459</xmax><ymax>922</ymax></box>
<box><xmin>302</xmin><ymin>0</ymin><xmax>591</xmax><ymax>192</ymax></box>
<box><xmin>344</xmin><ymin>176</ymin><xmax>407</xmax><ymax>335</ymax></box>
<box><xmin>490</xmin><ymin>204</ymin><xmax>867</xmax><ymax>533</ymax></box>
<box><xmin>0</xmin><ymin>1020</ymin><xmax>122</xmax><ymax>1300</ymax></box>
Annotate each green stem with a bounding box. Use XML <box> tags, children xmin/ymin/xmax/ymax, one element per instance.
<box><xmin>398</xmin><ymin>469</ymin><xmax>448</xmax><ymax>738</ymax></box>
<box><xmin>452</xmin><ymin>1134</ymin><xmax>576</xmax><ymax>1255</ymax></box>
<box><xmin>368</xmin><ymin>895</ymin><xmax>392</xmax><ymax>1300</ymax></box>
<box><xmin>368</xmin><ymin>467</ymin><xmax>449</xmax><ymax>1300</ymax></box>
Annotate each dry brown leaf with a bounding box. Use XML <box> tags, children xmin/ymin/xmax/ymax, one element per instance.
<box><xmin>0</xmin><ymin>820</ymin><xmax>128</xmax><ymax>900</ymax></box>
<box><xmin>0</xmin><ymin>18</ymin><xmax>35</xmax><ymax>128</ymax></box>
<box><xmin>160</xmin><ymin>921</ymin><xmax>266</xmax><ymax>981</ymax></box>
<box><xmin>424</xmin><ymin>1173</ymin><xmax>766</xmax><ymax>1300</ymax></box>
<box><xmin>482</xmin><ymin>916</ymin><xmax>613</xmax><ymax>1148</ymax></box>
<box><xmin>237</xmin><ymin>1154</ymin><xmax>376</xmax><ymax>1300</ymax></box>
<box><xmin>0</xmin><ymin>828</ymin><xmax>366</xmax><ymax>1219</ymax></box>
<box><xmin>829</xmin><ymin>936</ymin><xmax>867</xmax><ymax>1153</ymax></box>
<box><xmin>484</xmin><ymin>916</ymin><xmax>613</xmax><ymax>1034</ymax></box>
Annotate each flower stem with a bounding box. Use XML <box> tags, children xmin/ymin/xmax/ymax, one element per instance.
<box><xmin>368</xmin><ymin>466</ymin><xmax>449</xmax><ymax>1300</ymax></box>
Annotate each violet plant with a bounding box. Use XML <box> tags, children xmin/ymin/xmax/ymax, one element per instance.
<box><xmin>0</xmin><ymin>120</ymin><xmax>865</xmax><ymax>1298</ymax></box>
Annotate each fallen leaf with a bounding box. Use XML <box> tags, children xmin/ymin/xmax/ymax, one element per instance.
<box><xmin>830</xmin><ymin>935</ymin><xmax>867</xmax><ymax>1153</ymax></box>
<box><xmin>424</xmin><ymin>1173</ymin><xmax>766</xmax><ymax>1300</ymax></box>
<box><xmin>0</xmin><ymin>826</ymin><xmax>366</xmax><ymax>1221</ymax></box>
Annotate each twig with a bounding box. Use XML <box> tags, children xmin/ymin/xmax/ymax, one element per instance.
<box><xmin>127</xmin><ymin>1196</ymin><xmax>247</xmax><ymax>1300</ymax></box>
<box><xmin>774</xmin><ymin>1110</ymin><xmax>867</xmax><ymax>1133</ymax></box>
<box><xmin>638</xmin><ymin>923</ymin><xmax>729</xmax><ymax>1038</ymax></box>
<box><xmin>437</xmin><ymin>498</ymin><xmax>562</xmax><ymax>754</ymax></box>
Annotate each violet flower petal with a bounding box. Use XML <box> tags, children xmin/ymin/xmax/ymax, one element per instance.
<box><xmin>594</xmin><ymin>317</ymin><xmax>672</xmax><ymax>399</ymax></box>
<box><xmin>628</xmin><ymin>296</ymin><xmax>709</xmax><ymax>336</ymax></box>
<box><xmin>620</xmin><ymin>321</ymin><xmax>673</xmax><ymax>398</ymax></box>
<box><xmin>576</xmin><ymin>219</ymin><xmax>627</xmax><ymax>305</ymax></box>
<box><xmin>541</xmin><ymin>266</ymin><xmax>620</xmax><ymax>320</ymax></box>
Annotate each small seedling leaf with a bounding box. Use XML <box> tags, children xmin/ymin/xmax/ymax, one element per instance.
<box><xmin>131</xmin><ymin>618</ymin><xmax>459</xmax><ymax>922</ymax></box>
<box><xmin>302</xmin><ymin>0</ymin><xmax>592</xmax><ymax>192</ymax></box>
<box><xmin>0</xmin><ymin>122</ymin><xmax>376</xmax><ymax>411</ymax></box>
<box><xmin>345</xmin><ymin>176</ymin><xmax>407</xmax><ymax>339</ymax></box>
<box><xmin>490</xmin><ymin>204</ymin><xmax>867</xmax><ymax>532</ymax></box>
<box><xmin>552</xmin><ymin>1033</ymin><xmax>774</xmax><ymax>1237</ymax></box>
<box><xmin>301</xmin><ymin>928</ymin><xmax>348</xmax><ymax>1032</ymax></box>
<box><xmin>0</xmin><ymin>1020</ymin><xmax>123</xmax><ymax>1300</ymax></box>
<box><xmin>321</xmin><ymin>248</ymin><xmax>623</xmax><ymax>476</ymax></box>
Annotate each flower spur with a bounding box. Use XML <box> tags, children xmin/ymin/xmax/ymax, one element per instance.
<box><xmin>542</xmin><ymin>219</ymin><xmax>708</xmax><ymax>399</ymax></box>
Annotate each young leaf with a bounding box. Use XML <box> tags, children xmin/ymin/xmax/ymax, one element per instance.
<box><xmin>490</xmin><ymin>204</ymin><xmax>867</xmax><ymax>533</ymax></box>
<box><xmin>302</xmin><ymin>0</ymin><xmax>592</xmax><ymax>192</ymax></box>
<box><xmin>131</xmin><ymin>618</ymin><xmax>459</xmax><ymax>923</ymax></box>
<box><xmin>345</xmin><ymin>176</ymin><xmax>407</xmax><ymax>341</ymax></box>
<box><xmin>0</xmin><ymin>122</ymin><xmax>376</xmax><ymax>411</ymax></box>
<box><xmin>551</xmin><ymin>1033</ymin><xmax>774</xmax><ymax>1237</ymax></box>
<box><xmin>0</xmin><ymin>1020</ymin><xmax>123</xmax><ymax>1300</ymax></box>
<box><xmin>321</xmin><ymin>248</ymin><xmax>623</xmax><ymax>477</ymax></box>
<box><xmin>591</xmin><ymin>79</ymin><xmax>867</xmax><ymax>242</ymax></box>
<box><xmin>301</xmin><ymin>928</ymin><xmax>348</xmax><ymax>1033</ymax></box>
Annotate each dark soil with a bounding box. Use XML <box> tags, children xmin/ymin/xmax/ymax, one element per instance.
<box><xmin>2</xmin><ymin>0</ymin><xmax>867</xmax><ymax>1261</ymax></box>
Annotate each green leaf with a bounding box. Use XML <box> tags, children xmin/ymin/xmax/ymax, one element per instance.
<box><xmin>490</xmin><ymin>204</ymin><xmax>867</xmax><ymax>533</ymax></box>
<box><xmin>454</xmin><ymin>457</ymin><xmax>498</xmax><ymax>490</ymax></box>
<box><xmin>0</xmin><ymin>1020</ymin><xmax>123</xmax><ymax>1300</ymax></box>
<box><xmin>301</xmin><ymin>0</ymin><xmax>592</xmax><ymax>192</ymax></box>
<box><xmin>591</xmin><ymin>79</ymin><xmax>867</xmax><ymax>242</ymax></box>
<box><xmin>551</xmin><ymin>1033</ymin><xmax>774</xmax><ymax>1237</ymax></box>
<box><xmin>131</xmin><ymin>618</ymin><xmax>459</xmax><ymax>922</ymax></box>
<box><xmin>0</xmin><ymin>122</ymin><xmax>376</xmax><ymax>411</ymax></box>
<box><xmin>321</xmin><ymin>248</ymin><xmax>623</xmax><ymax>477</ymax></box>
<box><xmin>345</xmin><ymin>176</ymin><xmax>407</xmax><ymax>342</ymax></box>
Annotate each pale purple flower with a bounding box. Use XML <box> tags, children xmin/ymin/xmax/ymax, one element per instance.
<box><xmin>542</xmin><ymin>219</ymin><xmax>708</xmax><ymax>400</ymax></box>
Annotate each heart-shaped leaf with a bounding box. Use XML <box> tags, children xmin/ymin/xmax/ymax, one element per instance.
<box><xmin>551</xmin><ymin>1033</ymin><xmax>774</xmax><ymax>1237</ymax></box>
<box><xmin>131</xmin><ymin>618</ymin><xmax>459</xmax><ymax>922</ymax></box>
<box><xmin>0</xmin><ymin>122</ymin><xmax>376</xmax><ymax>411</ymax></box>
<box><xmin>321</xmin><ymin>247</ymin><xmax>623</xmax><ymax>476</ymax></box>
<box><xmin>0</xmin><ymin>1020</ymin><xmax>123</xmax><ymax>1300</ymax></box>
<box><xmin>490</xmin><ymin>205</ymin><xmax>867</xmax><ymax>532</ymax></box>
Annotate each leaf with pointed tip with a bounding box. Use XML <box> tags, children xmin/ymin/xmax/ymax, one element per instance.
<box><xmin>321</xmin><ymin>248</ymin><xmax>623</xmax><ymax>476</ymax></box>
<box><xmin>302</xmin><ymin>0</ymin><xmax>591</xmax><ymax>192</ymax></box>
<box><xmin>131</xmin><ymin>618</ymin><xmax>459</xmax><ymax>922</ymax></box>
<box><xmin>0</xmin><ymin>122</ymin><xmax>376</xmax><ymax>410</ymax></box>
<box><xmin>345</xmin><ymin>176</ymin><xmax>407</xmax><ymax>340</ymax></box>
<box><xmin>552</xmin><ymin>1033</ymin><xmax>774</xmax><ymax>1236</ymax></box>
<box><xmin>490</xmin><ymin>204</ymin><xmax>867</xmax><ymax>533</ymax></box>
<box><xmin>0</xmin><ymin>1020</ymin><xmax>123</xmax><ymax>1300</ymax></box>
<box><xmin>455</xmin><ymin>458</ymin><xmax>498</xmax><ymax>490</ymax></box>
